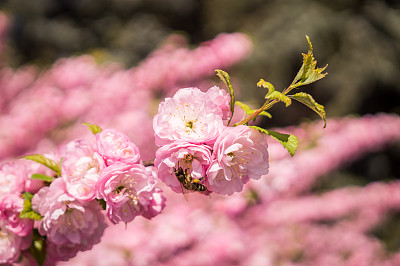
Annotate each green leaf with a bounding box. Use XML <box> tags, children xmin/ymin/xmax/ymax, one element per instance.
<box><xmin>250</xmin><ymin>126</ymin><xmax>299</xmax><ymax>156</ymax></box>
<box><xmin>235</xmin><ymin>101</ymin><xmax>272</xmax><ymax>121</ymax></box>
<box><xmin>235</xmin><ymin>101</ymin><xmax>252</xmax><ymax>114</ymax></box>
<box><xmin>290</xmin><ymin>36</ymin><xmax>327</xmax><ymax>90</ymax></box>
<box><xmin>31</xmin><ymin>173</ymin><xmax>55</xmax><ymax>182</ymax></box>
<box><xmin>82</xmin><ymin>122</ymin><xmax>102</xmax><ymax>134</ymax></box>
<box><xmin>21</xmin><ymin>154</ymin><xmax>61</xmax><ymax>176</ymax></box>
<box><xmin>257</xmin><ymin>79</ymin><xmax>275</xmax><ymax>96</ymax></box>
<box><xmin>216</xmin><ymin>69</ymin><xmax>235</xmax><ymax>125</ymax></box>
<box><xmin>265</xmin><ymin>91</ymin><xmax>292</xmax><ymax>107</ymax></box>
<box><xmin>20</xmin><ymin>193</ymin><xmax>42</xmax><ymax>221</ymax></box>
<box><xmin>19</xmin><ymin>210</ymin><xmax>42</xmax><ymax>220</ymax></box>
<box><xmin>289</xmin><ymin>92</ymin><xmax>326</xmax><ymax>128</ymax></box>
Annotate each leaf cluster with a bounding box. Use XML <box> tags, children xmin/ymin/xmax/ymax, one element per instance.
<box><xmin>216</xmin><ymin>36</ymin><xmax>327</xmax><ymax>156</ymax></box>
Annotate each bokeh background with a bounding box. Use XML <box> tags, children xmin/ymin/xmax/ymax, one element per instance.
<box><xmin>1</xmin><ymin>0</ymin><xmax>400</xmax><ymax>265</ymax></box>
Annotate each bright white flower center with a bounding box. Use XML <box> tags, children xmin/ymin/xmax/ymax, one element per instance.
<box><xmin>171</xmin><ymin>102</ymin><xmax>206</xmax><ymax>138</ymax></box>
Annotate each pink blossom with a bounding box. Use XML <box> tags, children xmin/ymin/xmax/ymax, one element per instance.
<box><xmin>32</xmin><ymin>178</ymin><xmax>107</xmax><ymax>262</ymax></box>
<box><xmin>0</xmin><ymin>193</ymin><xmax>33</xmax><ymax>237</ymax></box>
<box><xmin>207</xmin><ymin>125</ymin><xmax>269</xmax><ymax>195</ymax></box>
<box><xmin>95</xmin><ymin>128</ymin><xmax>141</xmax><ymax>166</ymax></box>
<box><xmin>96</xmin><ymin>163</ymin><xmax>165</xmax><ymax>224</ymax></box>
<box><xmin>153</xmin><ymin>87</ymin><xmax>224</xmax><ymax>146</ymax></box>
<box><xmin>61</xmin><ymin>139</ymin><xmax>105</xmax><ymax>201</ymax></box>
<box><xmin>206</xmin><ymin>86</ymin><xmax>231</xmax><ymax>121</ymax></box>
<box><xmin>0</xmin><ymin>226</ymin><xmax>23</xmax><ymax>264</ymax></box>
<box><xmin>154</xmin><ymin>141</ymin><xmax>212</xmax><ymax>193</ymax></box>
<box><xmin>0</xmin><ymin>162</ymin><xmax>27</xmax><ymax>196</ymax></box>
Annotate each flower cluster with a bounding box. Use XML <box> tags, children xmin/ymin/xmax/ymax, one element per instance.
<box><xmin>0</xmin><ymin>128</ymin><xmax>165</xmax><ymax>264</ymax></box>
<box><xmin>63</xmin><ymin>114</ymin><xmax>400</xmax><ymax>266</ymax></box>
<box><xmin>154</xmin><ymin>87</ymin><xmax>270</xmax><ymax>196</ymax></box>
<box><xmin>0</xmin><ymin>25</ymin><xmax>331</xmax><ymax>264</ymax></box>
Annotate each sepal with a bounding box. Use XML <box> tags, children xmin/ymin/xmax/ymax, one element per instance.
<box><xmin>82</xmin><ymin>122</ymin><xmax>103</xmax><ymax>134</ymax></box>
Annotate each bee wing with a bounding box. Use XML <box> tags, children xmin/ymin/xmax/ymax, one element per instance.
<box><xmin>180</xmin><ymin>183</ymin><xmax>190</xmax><ymax>202</ymax></box>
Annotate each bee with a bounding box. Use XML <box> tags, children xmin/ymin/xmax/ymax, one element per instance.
<box><xmin>173</xmin><ymin>166</ymin><xmax>208</xmax><ymax>194</ymax></box>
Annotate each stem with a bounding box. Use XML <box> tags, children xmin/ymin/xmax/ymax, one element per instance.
<box><xmin>282</xmin><ymin>83</ymin><xmax>295</xmax><ymax>95</ymax></box>
<box><xmin>235</xmin><ymin>99</ymin><xmax>278</xmax><ymax>126</ymax></box>
<box><xmin>235</xmin><ymin>83</ymin><xmax>295</xmax><ymax>126</ymax></box>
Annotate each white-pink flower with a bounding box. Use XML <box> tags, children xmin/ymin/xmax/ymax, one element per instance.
<box><xmin>154</xmin><ymin>141</ymin><xmax>212</xmax><ymax>193</ymax></box>
<box><xmin>153</xmin><ymin>87</ymin><xmax>224</xmax><ymax>146</ymax></box>
<box><xmin>206</xmin><ymin>86</ymin><xmax>231</xmax><ymax>121</ymax></box>
<box><xmin>0</xmin><ymin>162</ymin><xmax>27</xmax><ymax>196</ymax></box>
<box><xmin>96</xmin><ymin>163</ymin><xmax>165</xmax><ymax>224</ymax></box>
<box><xmin>95</xmin><ymin>128</ymin><xmax>141</xmax><ymax>166</ymax></box>
<box><xmin>207</xmin><ymin>125</ymin><xmax>269</xmax><ymax>195</ymax></box>
<box><xmin>32</xmin><ymin>178</ymin><xmax>107</xmax><ymax>262</ymax></box>
<box><xmin>0</xmin><ymin>193</ymin><xmax>33</xmax><ymax>237</ymax></box>
<box><xmin>61</xmin><ymin>139</ymin><xmax>105</xmax><ymax>201</ymax></box>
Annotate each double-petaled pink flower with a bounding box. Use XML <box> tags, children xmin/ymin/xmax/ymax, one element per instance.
<box><xmin>32</xmin><ymin>178</ymin><xmax>107</xmax><ymax>262</ymax></box>
<box><xmin>95</xmin><ymin>128</ymin><xmax>141</xmax><ymax>166</ymax></box>
<box><xmin>0</xmin><ymin>193</ymin><xmax>33</xmax><ymax>264</ymax></box>
<box><xmin>155</xmin><ymin>141</ymin><xmax>212</xmax><ymax>193</ymax></box>
<box><xmin>207</xmin><ymin>125</ymin><xmax>269</xmax><ymax>195</ymax></box>
<box><xmin>61</xmin><ymin>139</ymin><xmax>105</xmax><ymax>201</ymax></box>
<box><xmin>0</xmin><ymin>224</ymin><xmax>31</xmax><ymax>264</ymax></box>
<box><xmin>96</xmin><ymin>163</ymin><xmax>165</xmax><ymax>224</ymax></box>
<box><xmin>0</xmin><ymin>193</ymin><xmax>33</xmax><ymax>237</ymax></box>
<box><xmin>153</xmin><ymin>87</ymin><xmax>224</xmax><ymax>146</ymax></box>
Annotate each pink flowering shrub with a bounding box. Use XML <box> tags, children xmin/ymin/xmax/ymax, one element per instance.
<box><xmin>0</xmin><ymin>23</ymin><xmax>255</xmax><ymax>263</ymax></box>
<box><xmin>3</xmin><ymin>13</ymin><xmax>384</xmax><ymax>265</ymax></box>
